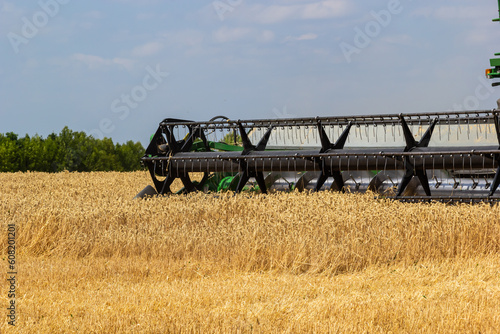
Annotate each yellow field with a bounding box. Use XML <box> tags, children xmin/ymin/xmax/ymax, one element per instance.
<box><xmin>1</xmin><ymin>171</ymin><xmax>500</xmax><ymax>333</ymax></box>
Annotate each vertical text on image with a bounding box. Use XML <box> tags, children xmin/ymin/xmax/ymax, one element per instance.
<box><xmin>7</xmin><ymin>223</ymin><xmax>17</xmax><ymax>326</ymax></box>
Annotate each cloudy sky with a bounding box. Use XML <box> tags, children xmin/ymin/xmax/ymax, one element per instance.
<box><xmin>2</xmin><ymin>0</ymin><xmax>500</xmax><ymax>145</ymax></box>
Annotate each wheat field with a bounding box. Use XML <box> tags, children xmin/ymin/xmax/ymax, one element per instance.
<box><xmin>1</xmin><ymin>171</ymin><xmax>500</xmax><ymax>333</ymax></box>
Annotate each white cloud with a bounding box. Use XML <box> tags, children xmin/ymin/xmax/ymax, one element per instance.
<box><xmin>212</xmin><ymin>27</ymin><xmax>275</xmax><ymax>43</ymax></box>
<box><xmin>297</xmin><ymin>33</ymin><xmax>318</xmax><ymax>41</ymax></box>
<box><xmin>1</xmin><ymin>1</ymin><xmax>21</xmax><ymax>15</ymax></box>
<box><xmin>258</xmin><ymin>30</ymin><xmax>276</xmax><ymax>43</ymax></box>
<box><xmin>160</xmin><ymin>30</ymin><xmax>205</xmax><ymax>48</ymax></box>
<box><xmin>111</xmin><ymin>58</ymin><xmax>135</xmax><ymax>71</ymax></box>
<box><xmin>250</xmin><ymin>0</ymin><xmax>351</xmax><ymax>24</ymax></box>
<box><xmin>411</xmin><ymin>4</ymin><xmax>494</xmax><ymax>48</ymax></box>
<box><xmin>0</xmin><ymin>1</ymin><xmax>24</xmax><ymax>34</ymax></box>
<box><xmin>131</xmin><ymin>42</ymin><xmax>163</xmax><ymax>57</ymax></box>
<box><xmin>284</xmin><ymin>33</ymin><xmax>318</xmax><ymax>42</ymax></box>
<box><xmin>412</xmin><ymin>6</ymin><xmax>487</xmax><ymax>21</ymax></box>
<box><xmin>213</xmin><ymin>27</ymin><xmax>252</xmax><ymax>43</ymax></box>
<box><xmin>71</xmin><ymin>53</ymin><xmax>135</xmax><ymax>71</ymax></box>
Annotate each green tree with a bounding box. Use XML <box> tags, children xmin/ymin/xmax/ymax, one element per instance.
<box><xmin>116</xmin><ymin>141</ymin><xmax>144</xmax><ymax>171</ymax></box>
<box><xmin>0</xmin><ymin>133</ymin><xmax>20</xmax><ymax>172</ymax></box>
<box><xmin>0</xmin><ymin>128</ymin><xmax>145</xmax><ymax>172</ymax></box>
<box><xmin>86</xmin><ymin>137</ymin><xmax>121</xmax><ymax>171</ymax></box>
<box><xmin>23</xmin><ymin>134</ymin><xmax>51</xmax><ymax>172</ymax></box>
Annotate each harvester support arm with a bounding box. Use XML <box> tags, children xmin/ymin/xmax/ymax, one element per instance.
<box><xmin>396</xmin><ymin>116</ymin><xmax>438</xmax><ymax>197</ymax></box>
<box><xmin>314</xmin><ymin>121</ymin><xmax>353</xmax><ymax>191</ymax></box>
<box><xmin>235</xmin><ymin>123</ymin><xmax>275</xmax><ymax>194</ymax></box>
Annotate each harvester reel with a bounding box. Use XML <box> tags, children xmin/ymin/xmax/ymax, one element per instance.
<box><xmin>144</xmin><ymin>118</ymin><xmax>211</xmax><ymax>194</ymax></box>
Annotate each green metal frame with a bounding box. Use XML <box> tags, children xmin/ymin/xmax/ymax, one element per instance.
<box><xmin>487</xmin><ymin>1</ymin><xmax>500</xmax><ymax>80</ymax></box>
<box><xmin>494</xmin><ymin>0</ymin><xmax>500</xmax><ymax>21</ymax></box>
<box><xmin>191</xmin><ymin>140</ymin><xmax>244</xmax><ymax>152</ymax></box>
<box><xmin>174</xmin><ymin>140</ymin><xmax>243</xmax><ymax>193</ymax></box>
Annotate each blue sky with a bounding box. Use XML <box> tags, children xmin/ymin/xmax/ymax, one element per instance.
<box><xmin>1</xmin><ymin>0</ymin><xmax>500</xmax><ymax>145</ymax></box>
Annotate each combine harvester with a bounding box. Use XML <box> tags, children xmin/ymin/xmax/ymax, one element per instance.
<box><xmin>137</xmin><ymin>2</ymin><xmax>500</xmax><ymax>203</ymax></box>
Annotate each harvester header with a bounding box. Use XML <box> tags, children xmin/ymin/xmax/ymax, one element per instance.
<box><xmin>139</xmin><ymin>111</ymin><xmax>500</xmax><ymax>203</ymax></box>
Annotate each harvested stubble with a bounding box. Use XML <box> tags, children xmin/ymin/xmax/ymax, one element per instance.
<box><xmin>1</xmin><ymin>171</ymin><xmax>500</xmax><ymax>333</ymax></box>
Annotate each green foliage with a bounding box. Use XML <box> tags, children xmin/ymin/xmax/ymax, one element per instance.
<box><xmin>221</xmin><ymin>131</ymin><xmax>242</xmax><ymax>145</ymax></box>
<box><xmin>0</xmin><ymin>127</ymin><xmax>145</xmax><ymax>172</ymax></box>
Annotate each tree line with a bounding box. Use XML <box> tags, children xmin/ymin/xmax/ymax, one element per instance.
<box><xmin>0</xmin><ymin>127</ymin><xmax>145</xmax><ymax>172</ymax></box>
